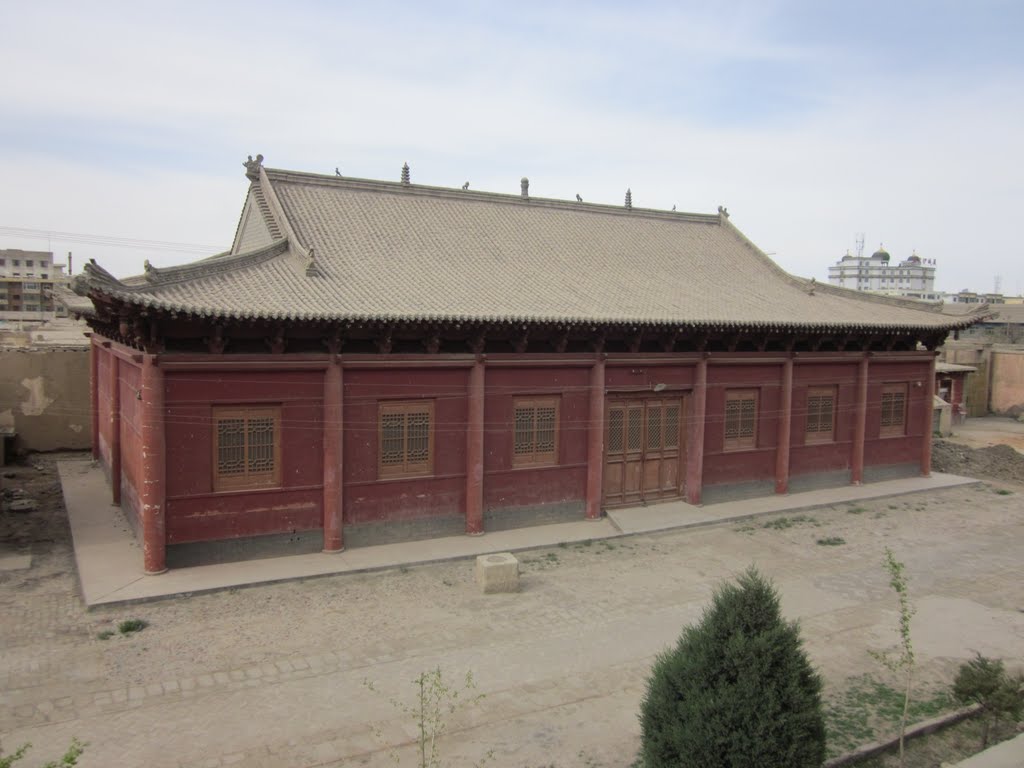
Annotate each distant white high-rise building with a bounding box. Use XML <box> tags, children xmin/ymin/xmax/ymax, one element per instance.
<box><xmin>827</xmin><ymin>245</ymin><xmax>940</xmax><ymax>302</ymax></box>
<box><xmin>0</xmin><ymin>249</ymin><xmax>71</xmax><ymax>323</ymax></box>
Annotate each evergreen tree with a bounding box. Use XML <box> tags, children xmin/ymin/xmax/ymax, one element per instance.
<box><xmin>639</xmin><ymin>567</ymin><xmax>826</xmax><ymax>768</ymax></box>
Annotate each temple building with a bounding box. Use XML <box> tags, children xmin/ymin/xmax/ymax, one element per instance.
<box><xmin>65</xmin><ymin>156</ymin><xmax>985</xmax><ymax>573</ymax></box>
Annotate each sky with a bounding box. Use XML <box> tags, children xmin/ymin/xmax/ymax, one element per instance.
<box><xmin>1</xmin><ymin>0</ymin><xmax>1022</xmax><ymax>294</ymax></box>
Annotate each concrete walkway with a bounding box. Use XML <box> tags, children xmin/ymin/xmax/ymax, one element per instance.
<box><xmin>59</xmin><ymin>459</ymin><xmax>979</xmax><ymax>607</ymax></box>
<box><xmin>953</xmin><ymin>732</ymin><xmax>1024</xmax><ymax>768</ymax></box>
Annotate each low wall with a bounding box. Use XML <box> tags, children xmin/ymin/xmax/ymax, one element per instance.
<box><xmin>991</xmin><ymin>349</ymin><xmax>1024</xmax><ymax>416</ymax></box>
<box><xmin>0</xmin><ymin>347</ymin><xmax>90</xmax><ymax>452</ymax></box>
<box><xmin>941</xmin><ymin>341</ymin><xmax>1024</xmax><ymax>416</ymax></box>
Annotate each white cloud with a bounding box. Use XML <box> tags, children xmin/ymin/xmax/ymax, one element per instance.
<box><xmin>1</xmin><ymin>1</ymin><xmax>1020</xmax><ymax>291</ymax></box>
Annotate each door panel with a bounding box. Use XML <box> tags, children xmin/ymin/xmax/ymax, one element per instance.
<box><xmin>604</xmin><ymin>394</ymin><xmax>688</xmax><ymax>507</ymax></box>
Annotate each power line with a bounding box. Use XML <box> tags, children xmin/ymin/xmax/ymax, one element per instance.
<box><xmin>0</xmin><ymin>226</ymin><xmax>222</xmax><ymax>255</ymax></box>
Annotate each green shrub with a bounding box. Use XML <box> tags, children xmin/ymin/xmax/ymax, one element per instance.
<box><xmin>117</xmin><ymin>619</ymin><xmax>148</xmax><ymax>634</ymax></box>
<box><xmin>639</xmin><ymin>567</ymin><xmax>826</xmax><ymax>768</ymax></box>
<box><xmin>817</xmin><ymin>537</ymin><xmax>846</xmax><ymax>546</ymax></box>
<box><xmin>952</xmin><ymin>653</ymin><xmax>1024</xmax><ymax>748</ymax></box>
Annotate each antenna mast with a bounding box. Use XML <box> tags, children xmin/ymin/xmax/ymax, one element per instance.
<box><xmin>855</xmin><ymin>232</ymin><xmax>865</xmax><ymax>258</ymax></box>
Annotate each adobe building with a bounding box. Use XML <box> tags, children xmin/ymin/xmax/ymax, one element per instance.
<box><xmin>66</xmin><ymin>156</ymin><xmax>985</xmax><ymax>574</ymax></box>
<box><xmin>935</xmin><ymin>362</ymin><xmax>976</xmax><ymax>427</ymax></box>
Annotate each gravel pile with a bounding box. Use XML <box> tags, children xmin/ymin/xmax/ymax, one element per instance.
<box><xmin>932</xmin><ymin>440</ymin><xmax>1024</xmax><ymax>483</ymax></box>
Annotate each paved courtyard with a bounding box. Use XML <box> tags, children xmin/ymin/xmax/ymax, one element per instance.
<box><xmin>2</xmin><ymin>475</ymin><xmax>1023</xmax><ymax>767</ymax></box>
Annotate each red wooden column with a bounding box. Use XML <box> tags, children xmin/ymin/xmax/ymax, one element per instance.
<box><xmin>110</xmin><ymin>356</ymin><xmax>122</xmax><ymax>505</ymax></box>
<box><xmin>775</xmin><ymin>355</ymin><xmax>794</xmax><ymax>494</ymax></box>
<box><xmin>139</xmin><ymin>354</ymin><xmax>167</xmax><ymax>575</ymax></box>
<box><xmin>585</xmin><ymin>356</ymin><xmax>606</xmax><ymax>519</ymax></box>
<box><xmin>851</xmin><ymin>353</ymin><xmax>870</xmax><ymax>485</ymax></box>
<box><xmin>465</xmin><ymin>357</ymin><xmax>485</xmax><ymax>535</ymax></box>
<box><xmin>921</xmin><ymin>353</ymin><xmax>937</xmax><ymax>477</ymax></box>
<box><xmin>685</xmin><ymin>355</ymin><xmax>708</xmax><ymax>505</ymax></box>
<box><xmin>322</xmin><ymin>360</ymin><xmax>344</xmax><ymax>552</ymax></box>
<box><xmin>90</xmin><ymin>338</ymin><xmax>99</xmax><ymax>459</ymax></box>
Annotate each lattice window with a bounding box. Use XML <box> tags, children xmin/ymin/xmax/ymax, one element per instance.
<box><xmin>512</xmin><ymin>397</ymin><xmax>559</xmax><ymax>467</ymax></box>
<box><xmin>664</xmin><ymin>403</ymin><xmax>680</xmax><ymax>450</ymax></box>
<box><xmin>880</xmin><ymin>384</ymin><xmax>908</xmax><ymax>437</ymax></box>
<box><xmin>379</xmin><ymin>401</ymin><xmax>434</xmax><ymax>478</ymax></box>
<box><xmin>627</xmin><ymin>406</ymin><xmax>643</xmax><ymax>453</ymax></box>
<box><xmin>213</xmin><ymin>406</ymin><xmax>281</xmax><ymax>491</ymax></box>
<box><xmin>607</xmin><ymin>408</ymin><xmax>624</xmax><ymax>454</ymax></box>
<box><xmin>724</xmin><ymin>390</ymin><xmax>758</xmax><ymax>451</ymax></box>
<box><xmin>805</xmin><ymin>386</ymin><xmax>836</xmax><ymax>443</ymax></box>
<box><xmin>646</xmin><ymin>405</ymin><xmax>663</xmax><ymax>451</ymax></box>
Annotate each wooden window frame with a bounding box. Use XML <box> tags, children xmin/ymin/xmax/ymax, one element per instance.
<box><xmin>212</xmin><ymin>405</ymin><xmax>282</xmax><ymax>492</ymax></box>
<box><xmin>512</xmin><ymin>396</ymin><xmax>560</xmax><ymax>467</ymax></box>
<box><xmin>879</xmin><ymin>383</ymin><xmax>908</xmax><ymax>438</ymax></box>
<box><xmin>805</xmin><ymin>386</ymin><xmax>837</xmax><ymax>444</ymax></box>
<box><xmin>723</xmin><ymin>389</ymin><xmax>758</xmax><ymax>452</ymax></box>
<box><xmin>378</xmin><ymin>400</ymin><xmax>435</xmax><ymax>479</ymax></box>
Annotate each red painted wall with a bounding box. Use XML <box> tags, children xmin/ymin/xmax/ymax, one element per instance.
<box><xmin>343</xmin><ymin>368</ymin><xmax>467</xmax><ymax>525</ymax></box>
<box><xmin>118</xmin><ymin>360</ymin><xmax>143</xmax><ymax>530</ymax></box>
<box><xmin>864</xmin><ymin>360</ymin><xmax>930</xmax><ymax>468</ymax></box>
<box><xmin>90</xmin><ymin>348</ymin><xmax>935</xmax><ymax>550</ymax></box>
<box><xmin>95</xmin><ymin>347</ymin><xmax>112</xmax><ymax>471</ymax></box>
<box><xmin>483</xmin><ymin>366</ymin><xmax>590</xmax><ymax>513</ymax></box>
<box><xmin>699</xmin><ymin>357</ymin><xmax>931</xmax><ymax>488</ymax></box>
<box><xmin>605</xmin><ymin>363</ymin><xmax>695</xmax><ymax>392</ymax></box>
<box><xmin>703</xmin><ymin>364</ymin><xmax>782</xmax><ymax>486</ymax></box>
<box><xmin>164</xmin><ymin>370</ymin><xmax>324</xmax><ymax>543</ymax></box>
<box><xmin>789</xmin><ymin>362</ymin><xmax>859</xmax><ymax>478</ymax></box>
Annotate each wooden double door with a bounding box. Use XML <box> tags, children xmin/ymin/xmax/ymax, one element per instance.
<box><xmin>603</xmin><ymin>394</ymin><xmax>689</xmax><ymax>506</ymax></box>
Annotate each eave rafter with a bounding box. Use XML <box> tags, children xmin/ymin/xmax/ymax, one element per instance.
<box><xmin>85</xmin><ymin>297</ymin><xmax>965</xmax><ymax>357</ymax></box>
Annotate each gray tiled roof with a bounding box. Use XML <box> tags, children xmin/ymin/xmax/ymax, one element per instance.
<box><xmin>82</xmin><ymin>166</ymin><xmax>985</xmax><ymax>332</ymax></box>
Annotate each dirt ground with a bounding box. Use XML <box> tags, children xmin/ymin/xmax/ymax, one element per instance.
<box><xmin>1</xmin><ymin>427</ymin><xmax>1022</xmax><ymax>767</ymax></box>
<box><xmin>941</xmin><ymin>415</ymin><xmax>1024</xmax><ymax>455</ymax></box>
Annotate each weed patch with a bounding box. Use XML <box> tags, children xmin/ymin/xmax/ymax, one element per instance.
<box><xmin>825</xmin><ymin>675</ymin><xmax>955</xmax><ymax>758</ymax></box>
<box><xmin>118</xmin><ymin>619</ymin><xmax>148</xmax><ymax>635</ymax></box>
<box><xmin>817</xmin><ymin>536</ymin><xmax>846</xmax><ymax>546</ymax></box>
<box><xmin>96</xmin><ymin>630</ymin><xmax>114</xmax><ymax>640</ymax></box>
<box><xmin>763</xmin><ymin>514</ymin><xmax>814</xmax><ymax>530</ymax></box>
<box><xmin>847</xmin><ymin>506</ymin><xmax>867</xmax><ymax>515</ymax></box>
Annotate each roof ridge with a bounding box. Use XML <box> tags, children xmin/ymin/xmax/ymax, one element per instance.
<box><xmin>258</xmin><ymin>166</ymin><xmax>311</xmax><ymax>258</ymax></box>
<box><xmin>262</xmin><ymin>167</ymin><xmax>721</xmax><ymax>225</ymax></box>
<box><xmin>805</xmin><ymin>277</ymin><xmax>978</xmax><ymax>315</ymax></box>
<box><xmin>118</xmin><ymin>240</ymin><xmax>291</xmax><ymax>292</ymax></box>
<box><xmin>251</xmin><ymin>182</ymin><xmax>283</xmax><ymax>240</ymax></box>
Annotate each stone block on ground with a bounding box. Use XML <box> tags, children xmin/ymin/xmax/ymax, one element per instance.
<box><xmin>475</xmin><ymin>552</ymin><xmax>519</xmax><ymax>594</ymax></box>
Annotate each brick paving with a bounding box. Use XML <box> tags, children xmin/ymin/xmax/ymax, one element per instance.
<box><xmin>1</xmin><ymin>482</ymin><xmax>1022</xmax><ymax>766</ymax></box>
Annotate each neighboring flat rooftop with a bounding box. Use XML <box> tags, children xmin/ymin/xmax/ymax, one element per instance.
<box><xmin>0</xmin><ymin>317</ymin><xmax>89</xmax><ymax>348</ymax></box>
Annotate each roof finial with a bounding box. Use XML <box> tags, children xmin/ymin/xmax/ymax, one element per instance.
<box><xmin>717</xmin><ymin>205</ymin><xmax>729</xmax><ymax>218</ymax></box>
<box><xmin>672</xmin><ymin>204</ymin><xmax>676</xmax><ymax>212</ymax></box>
<box><xmin>576</xmin><ymin>193</ymin><xmax>583</xmax><ymax>203</ymax></box>
<box><xmin>243</xmin><ymin>154</ymin><xmax>264</xmax><ymax>180</ymax></box>
<box><xmin>401</xmin><ymin>162</ymin><xmax>410</xmax><ymax>185</ymax></box>
<box><xmin>521</xmin><ymin>177</ymin><xmax>529</xmax><ymax>198</ymax></box>
<box><xmin>305</xmin><ymin>246</ymin><xmax>323</xmax><ymax>278</ymax></box>
<box><xmin>462</xmin><ymin>181</ymin><xmax>470</xmax><ymax>190</ymax></box>
<box><xmin>335</xmin><ymin>167</ymin><xmax>342</xmax><ymax>177</ymax></box>
<box><xmin>624</xmin><ymin>188</ymin><xmax>632</xmax><ymax>209</ymax></box>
